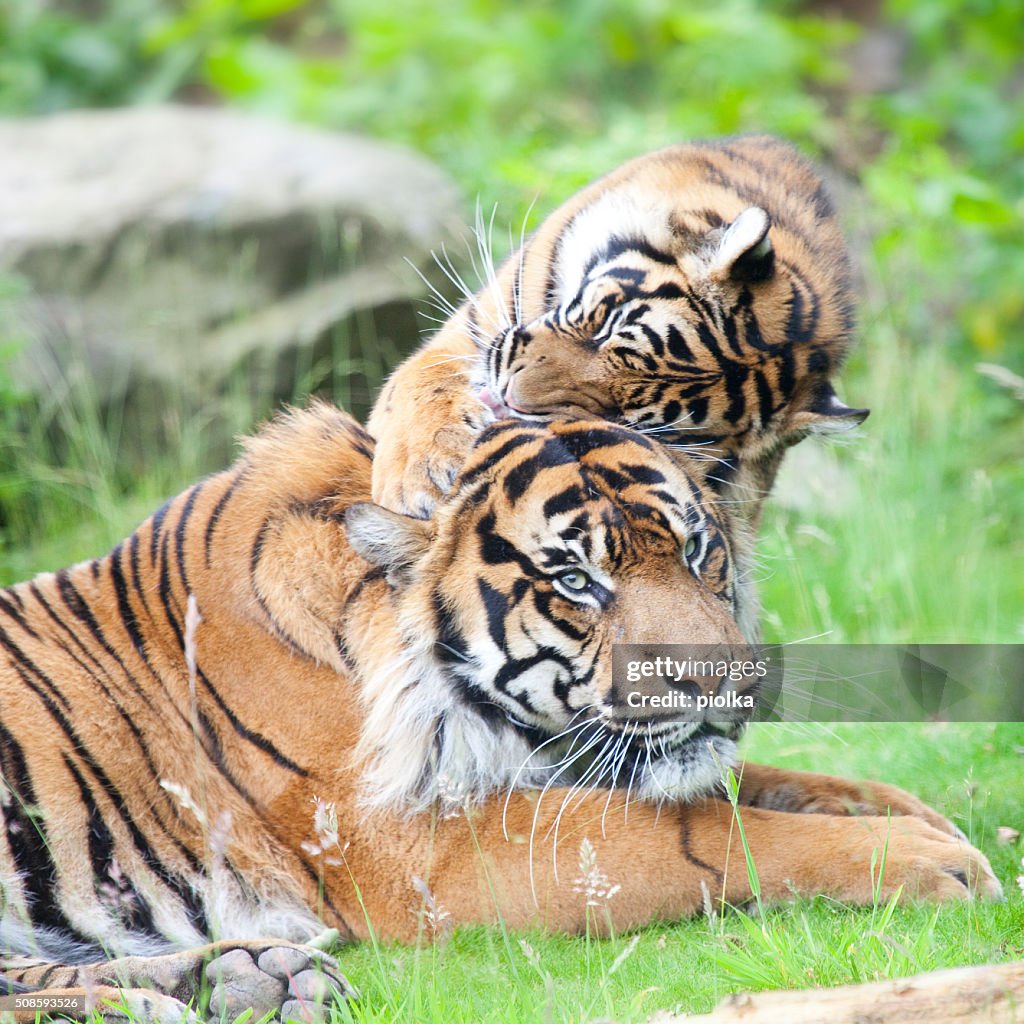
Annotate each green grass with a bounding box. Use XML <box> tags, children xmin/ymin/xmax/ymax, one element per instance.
<box><xmin>321</xmin><ymin>723</ymin><xmax>1024</xmax><ymax>1024</ymax></box>
<box><xmin>756</xmin><ymin>253</ymin><xmax>1024</xmax><ymax>646</ymax></box>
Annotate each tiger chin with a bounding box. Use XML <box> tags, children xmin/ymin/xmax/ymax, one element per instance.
<box><xmin>368</xmin><ymin>134</ymin><xmax>868</xmax><ymax>540</ymax></box>
<box><xmin>0</xmin><ymin>404</ymin><xmax>999</xmax><ymax>1021</ymax></box>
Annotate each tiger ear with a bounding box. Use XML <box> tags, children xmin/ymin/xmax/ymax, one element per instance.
<box><xmin>345</xmin><ymin>503</ymin><xmax>434</xmax><ymax>587</ymax></box>
<box><xmin>708</xmin><ymin>207</ymin><xmax>774</xmax><ymax>284</ymax></box>
<box><xmin>787</xmin><ymin>382</ymin><xmax>869</xmax><ymax>437</ymax></box>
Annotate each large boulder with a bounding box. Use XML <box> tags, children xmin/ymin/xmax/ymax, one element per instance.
<box><xmin>0</xmin><ymin>105</ymin><xmax>465</xmax><ymax>419</ymax></box>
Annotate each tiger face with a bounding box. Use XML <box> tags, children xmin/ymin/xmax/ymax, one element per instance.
<box><xmin>347</xmin><ymin>417</ymin><xmax>756</xmax><ymax>808</ymax></box>
<box><xmin>472</xmin><ymin>137</ymin><xmax>868</xmax><ymax>475</ymax></box>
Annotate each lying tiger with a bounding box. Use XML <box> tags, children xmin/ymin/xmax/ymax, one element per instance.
<box><xmin>0</xmin><ymin>404</ymin><xmax>999</xmax><ymax>1021</ymax></box>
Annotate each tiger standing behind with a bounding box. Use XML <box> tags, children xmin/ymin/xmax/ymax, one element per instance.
<box><xmin>368</xmin><ymin>135</ymin><xmax>868</xmax><ymax>636</ymax></box>
<box><xmin>0</xmin><ymin>403</ymin><xmax>998</xmax><ymax>1021</ymax></box>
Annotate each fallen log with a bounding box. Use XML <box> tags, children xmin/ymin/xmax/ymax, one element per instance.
<box><xmin>657</xmin><ymin>960</ymin><xmax>1024</xmax><ymax>1024</ymax></box>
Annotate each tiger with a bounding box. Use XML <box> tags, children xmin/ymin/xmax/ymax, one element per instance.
<box><xmin>368</xmin><ymin>134</ymin><xmax>868</xmax><ymax>634</ymax></box>
<box><xmin>0</xmin><ymin>403</ymin><xmax>998</xmax><ymax>1022</ymax></box>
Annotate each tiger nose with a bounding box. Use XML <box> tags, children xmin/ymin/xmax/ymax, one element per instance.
<box><xmin>502</xmin><ymin>370</ymin><xmax>531</xmax><ymax>415</ymax></box>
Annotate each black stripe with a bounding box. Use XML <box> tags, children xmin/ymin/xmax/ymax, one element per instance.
<box><xmin>665</xmin><ymin>324</ymin><xmax>694</xmax><ymax>362</ymax></box>
<box><xmin>777</xmin><ymin>346</ymin><xmax>795</xmax><ymax>401</ymax></box>
<box><xmin>41</xmin><ymin>576</ymin><xmax>219</xmax><ymax>870</ymax></box>
<box><xmin>459</xmin><ymin>431</ymin><xmax>541</xmax><ymax>489</ymax></box>
<box><xmin>129</xmin><ymin>531</ymin><xmax>151</xmax><ymax>617</ymax></box>
<box><xmin>542</xmin><ymin>485</ymin><xmax>585</xmax><ymax>520</ymax></box>
<box><xmin>782</xmin><ymin>262</ymin><xmax>820</xmax><ymax>345</ymax></box>
<box><xmin>31</xmin><ymin>581</ymin><xmax>107</xmax><ymax>680</ymax></box>
<box><xmin>333</xmin><ymin>631</ymin><xmax>357</xmax><ymax>673</ymax></box>
<box><xmin>556</xmin><ymin>425</ymin><xmax>651</xmax><ymax>458</ymax></box>
<box><xmin>643</xmin><ymin>281</ymin><xmax>686</xmax><ymax>301</ymax></box>
<box><xmin>204</xmin><ymin>473</ymin><xmax>242</xmax><ymax>568</ymax></box>
<box><xmin>157</xmin><ymin>526</ymin><xmax>185</xmax><ymax>652</ymax></box>
<box><xmin>248</xmin><ymin>516</ymin><xmax>317</xmax><ymax>662</ymax></box>
<box><xmin>6</xmin><ymin>662</ymin><xmax>209</xmax><ymax>934</ymax></box>
<box><xmin>341</xmin><ymin>566</ymin><xmax>386</xmax><ymax>612</ymax></box>
<box><xmin>191</xmin><ymin>709</ymin><xmax>260</xmax><ymax>807</ymax></box>
<box><xmin>200</xmin><ymin>667</ymin><xmax>308</xmax><ymax>776</ymax></box>
<box><xmin>502</xmin><ymin>443</ymin><xmax>578</xmax><ymax>503</ymax></box>
<box><xmin>754</xmin><ymin>369</ymin><xmax>775</xmax><ymax>427</ymax></box>
<box><xmin>59</xmin><ymin>752</ymin><xmax>159</xmax><ymax>938</ymax></box>
<box><xmin>618</xmin><ymin>463</ymin><xmax>667</xmax><ymax>486</ymax></box>
<box><xmin>0</xmin><ymin>719</ymin><xmax>95</xmax><ymax>945</ymax></box>
<box><xmin>0</xmin><ymin>591</ymin><xmax>39</xmax><ymax>639</ymax></box>
<box><xmin>174</xmin><ymin>485</ymin><xmax>202</xmax><ymax>596</ymax></box>
<box><xmin>56</xmin><ymin>570</ymin><xmax>139</xmax><ymax>682</ymax></box>
<box><xmin>492</xmin><ymin>646</ymin><xmax>574</xmax><ymax>697</ymax></box>
<box><xmin>583</xmin><ymin>235</ymin><xmax>677</xmax><ymax>279</ymax></box>
<box><xmin>149</xmin><ymin>498</ymin><xmax>172</xmax><ymax>566</ymax></box>
<box><xmin>722</xmin><ymin>362</ymin><xmax>749</xmax><ymax>425</ymax></box>
<box><xmin>108</xmin><ymin>544</ymin><xmax>147</xmax><ymax>659</ymax></box>
<box><xmin>533</xmin><ymin>587</ymin><xmax>592</xmax><ymax>640</ymax></box>
<box><xmin>433</xmin><ymin>589</ymin><xmax>469</xmax><ymax>667</ymax></box>
<box><xmin>678</xmin><ymin>815</ymin><xmax>723</xmax><ymax>881</ymax></box>
<box><xmin>639</xmin><ymin>322</ymin><xmax>665</xmax><ymax>357</ymax></box>
<box><xmin>159</xmin><ymin>512</ymin><xmax>309</xmax><ymax>778</ymax></box>
<box><xmin>0</xmin><ymin>613</ymin><xmax>73</xmax><ymax>714</ymax></box>
<box><xmin>476</xmin><ymin>511</ymin><xmax>541</xmax><ymax>578</ymax></box>
<box><xmin>477</xmin><ymin>579</ymin><xmax>508</xmax><ymax>649</ymax></box>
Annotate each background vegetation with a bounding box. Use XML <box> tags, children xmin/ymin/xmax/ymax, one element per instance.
<box><xmin>1</xmin><ymin>1</ymin><xmax>1021</xmax><ymax>1019</ymax></box>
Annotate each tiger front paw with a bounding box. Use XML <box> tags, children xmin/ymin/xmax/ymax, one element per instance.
<box><xmin>830</xmin><ymin>815</ymin><xmax>1002</xmax><ymax>903</ymax></box>
<box><xmin>372</xmin><ymin>395</ymin><xmax>493</xmax><ymax>516</ymax></box>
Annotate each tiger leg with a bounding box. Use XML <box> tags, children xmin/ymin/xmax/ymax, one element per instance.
<box><xmin>1</xmin><ymin>939</ymin><xmax>353</xmax><ymax>1023</ymax></box>
<box><xmin>735</xmin><ymin>762</ymin><xmax>965</xmax><ymax>837</ymax></box>
<box><xmin>367</xmin><ymin>316</ymin><xmax>490</xmax><ymax>516</ymax></box>
<box><xmin>0</xmin><ymin>983</ymin><xmax>199</xmax><ymax>1023</ymax></box>
<box><xmin>402</xmin><ymin>790</ymin><xmax>1001</xmax><ymax>940</ymax></box>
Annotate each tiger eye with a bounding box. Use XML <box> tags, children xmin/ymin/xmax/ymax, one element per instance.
<box><xmin>558</xmin><ymin>569</ymin><xmax>591</xmax><ymax>592</ymax></box>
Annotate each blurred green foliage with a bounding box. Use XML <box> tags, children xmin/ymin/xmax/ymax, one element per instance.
<box><xmin>3</xmin><ymin>0</ymin><xmax>1020</xmax><ymax>363</ymax></box>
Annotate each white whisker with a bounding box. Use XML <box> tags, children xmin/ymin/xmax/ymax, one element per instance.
<box><xmin>473</xmin><ymin>201</ymin><xmax>513</xmax><ymax>332</ymax></box>
<box><xmin>527</xmin><ymin>722</ymin><xmax>607</xmax><ymax>900</ymax></box>
<box><xmin>514</xmin><ymin>195</ymin><xmax>539</xmax><ymax>327</ymax></box>
<box><xmin>501</xmin><ymin>713</ymin><xmax>592</xmax><ymax>840</ymax></box>
<box><xmin>600</xmin><ymin>723</ymin><xmax>636</xmax><ymax>838</ymax></box>
<box><xmin>547</xmin><ymin>732</ymin><xmax>617</xmax><ymax>875</ymax></box>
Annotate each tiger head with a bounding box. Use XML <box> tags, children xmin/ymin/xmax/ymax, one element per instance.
<box><xmin>346</xmin><ymin>417</ymin><xmax>758</xmax><ymax>811</ymax></box>
<box><xmin>477</xmin><ymin>138</ymin><xmax>868</xmax><ymax>483</ymax></box>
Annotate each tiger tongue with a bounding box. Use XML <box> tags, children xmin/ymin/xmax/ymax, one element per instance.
<box><xmin>476</xmin><ymin>387</ymin><xmax>512</xmax><ymax>418</ymax></box>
